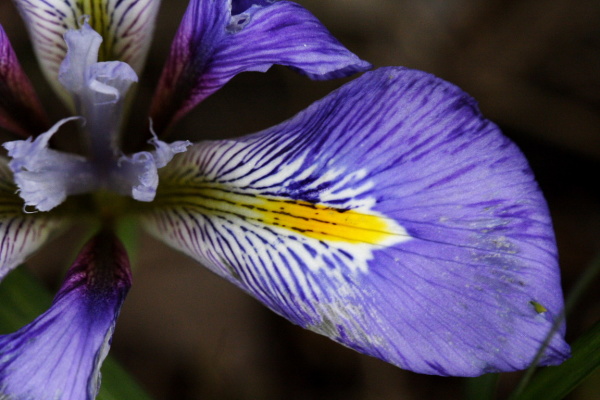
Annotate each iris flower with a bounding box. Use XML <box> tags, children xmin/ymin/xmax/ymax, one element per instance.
<box><xmin>0</xmin><ymin>0</ymin><xmax>570</xmax><ymax>398</ymax></box>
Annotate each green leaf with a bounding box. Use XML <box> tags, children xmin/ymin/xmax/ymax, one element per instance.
<box><xmin>98</xmin><ymin>358</ymin><xmax>153</xmax><ymax>400</ymax></box>
<box><xmin>509</xmin><ymin>251</ymin><xmax>600</xmax><ymax>400</ymax></box>
<box><xmin>116</xmin><ymin>214</ymin><xmax>142</xmax><ymax>269</ymax></box>
<box><xmin>513</xmin><ymin>320</ymin><xmax>600</xmax><ymax>400</ymax></box>
<box><xmin>0</xmin><ymin>267</ymin><xmax>153</xmax><ymax>400</ymax></box>
<box><xmin>465</xmin><ymin>373</ymin><xmax>499</xmax><ymax>400</ymax></box>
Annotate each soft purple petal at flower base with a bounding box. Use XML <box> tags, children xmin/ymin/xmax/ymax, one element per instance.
<box><xmin>145</xmin><ymin>67</ymin><xmax>569</xmax><ymax>376</ymax></box>
<box><xmin>150</xmin><ymin>0</ymin><xmax>371</xmax><ymax>134</ymax></box>
<box><xmin>0</xmin><ymin>231</ymin><xmax>132</xmax><ymax>400</ymax></box>
<box><xmin>0</xmin><ymin>24</ymin><xmax>49</xmax><ymax>136</ymax></box>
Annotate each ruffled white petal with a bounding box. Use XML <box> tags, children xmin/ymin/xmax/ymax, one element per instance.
<box><xmin>3</xmin><ymin>118</ymin><xmax>95</xmax><ymax>212</ymax></box>
<box><xmin>115</xmin><ymin>136</ymin><xmax>191</xmax><ymax>202</ymax></box>
<box><xmin>4</xmin><ymin>117</ymin><xmax>190</xmax><ymax>210</ymax></box>
<box><xmin>0</xmin><ymin>159</ymin><xmax>65</xmax><ymax>281</ymax></box>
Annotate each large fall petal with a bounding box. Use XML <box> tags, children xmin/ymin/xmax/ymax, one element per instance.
<box><xmin>0</xmin><ymin>231</ymin><xmax>132</xmax><ymax>400</ymax></box>
<box><xmin>150</xmin><ymin>0</ymin><xmax>371</xmax><ymax>134</ymax></box>
<box><xmin>142</xmin><ymin>67</ymin><xmax>569</xmax><ymax>376</ymax></box>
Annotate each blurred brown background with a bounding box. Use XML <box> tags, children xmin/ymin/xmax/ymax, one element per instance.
<box><xmin>1</xmin><ymin>0</ymin><xmax>599</xmax><ymax>399</ymax></box>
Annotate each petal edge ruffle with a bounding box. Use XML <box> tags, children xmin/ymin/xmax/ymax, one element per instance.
<box><xmin>0</xmin><ymin>159</ymin><xmax>65</xmax><ymax>281</ymax></box>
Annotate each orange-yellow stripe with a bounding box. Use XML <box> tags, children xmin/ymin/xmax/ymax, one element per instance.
<box><xmin>154</xmin><ymin>183</ymin><xmax>405</xmax><ymax>245</ymax></box>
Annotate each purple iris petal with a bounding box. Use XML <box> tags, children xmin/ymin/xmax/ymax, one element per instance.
<box><xmin>145</xmin><ymin>67</ymin><xmax>569</xmax><ymax>376</ymax></box>
<box><xmin>150</xmin><ymin>0</ymin><xmax>371</xmax><ymax>133</ymax></box>
<box><xmin>0</xmin><ymin>24</ymin><xmax>49</xmax><ymax>136</ymax></box>
<box><xmin>0</xmin><ymin>231</ymin><xmax>131</xmax><ymax>400</ymax></box>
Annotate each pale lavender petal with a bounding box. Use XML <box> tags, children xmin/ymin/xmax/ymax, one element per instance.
<box><xmin>147</xmin><ymin>131</ymin><xmax>192</xmax><ymax>168</ymax></box>
<box><xmin>143</xmin><ymin>67</ymin><xmax>569</xmax><ymax>376</ymax></box>
<box><xmin>0</xmin><ymin>158</ymin><xmax>65</xmax><ymax>281</ymax></box>
<box><xmin>3</xmin><ymin>118</ymin><xmax>97</xmax><ymax>212</ymax></box>
<box><xmin>12</xmin><ymin>0</ymin><xmax>160</xmax><ymax>105</ymax></box>
<box><xmin>3</xmin><ymin>116</ymin><xmax>188</xmax><ymax>210</ymax></box>
<box><xmin>150</xmin><ymin>0</ymin><xmax>371</xmax><ymax>133</ymax></box>
<box><xmin>113</xmin><ymin>135</ymin><xmax>191</xmax><ymax>202</ymax></box>
<box><xmin>0</xmin><ymin>231</ymin><xmax>131</xmax><ymax>400</ymax></box>
<box><xmin>59</xmin><ymin>23</ymin><xmax>138</xmax><ymax>159</ymax></box>
<box><xmin>0</xmin><ymin>24</ymin><xmax>49</xmax><ymax>136</ymax></box>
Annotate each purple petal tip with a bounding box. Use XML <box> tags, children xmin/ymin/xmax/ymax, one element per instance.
<box><xmin>0</xmin><ymin>232</ymin><xmax>131</xmax><ymax>400</ymax></box>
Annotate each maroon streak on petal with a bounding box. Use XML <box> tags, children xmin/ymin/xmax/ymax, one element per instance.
<box><xmin>0</xmin><ymin>24</ymin><xmax>49</xmax><ymax>137</ymax></box>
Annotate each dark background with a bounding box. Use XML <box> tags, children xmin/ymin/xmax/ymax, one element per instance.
<box><xmin>1</xmin><ymin>0</ymin><xmax>599</xmax><ymax>399</ymax></box>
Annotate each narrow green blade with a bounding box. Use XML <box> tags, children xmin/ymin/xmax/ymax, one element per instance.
<box><xmin>98</xmin><ymin>358</ymin><xmax>153</xmax><ymax>400</ymax></box>
<box><xmin>0</xmin><ymin>267</ymin><xmax>153</xmax><ymax>400</ymax></box>
<box><xmin>515</xmin><ymin>320</ymin><xmax>600</xmax><ymax>400</ymax></box>
<box><xmin>465</xmin><ymin>373</ymin><xmax>499</xmax><ymax>400</ymax></box>
<box><xmin>0</xmin><ymin>267</ymin><xmax>51</xmax><ymax>329</ymax></box>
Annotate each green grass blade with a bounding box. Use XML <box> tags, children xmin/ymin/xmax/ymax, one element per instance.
<box><xmin>514</xmin><ymin>320</ymin><xmax>600</xmax><ymax>400</ymax></box>
<box><xmin>0</xmin><ymin>267</ymin><xmax>153</xmax><ymax>400</ymax></box>
<box><xmin>98</xmin><ymin>358</ymin><xmax>153</xmax><ymax>400</ymax></box>
<box><xmin>465</xmin><ymin>373</ymin><xmax>499</xmax><ymax>400</ymax></box>
<box><xmin>509</xmin><ymin>252</ymin><xmax>600</xmax><ymax>400</ymax></box>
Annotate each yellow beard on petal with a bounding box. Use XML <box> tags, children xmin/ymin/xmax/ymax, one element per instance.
<box><xmin>154</xmin><ymin>183</ymin><xmax>408</xmax><ymax>247</ymax></box>
<box><xmin>241</xmin><ymin>196</ymin><xmax>403</xmax><ymax>246</ymax></box>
